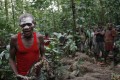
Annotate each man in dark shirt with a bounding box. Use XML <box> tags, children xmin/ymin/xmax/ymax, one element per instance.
<box><xmin>59</xmin><ymin>32</ymin><xmax>65</xmax><ymax>46</ymax></box>
<box><xmin>94</xmin><ymin>25</ymin><xmax>105</xmax><ymax>64</ymax></box>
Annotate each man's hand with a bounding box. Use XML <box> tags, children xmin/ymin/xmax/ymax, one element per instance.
<box><xmin>34</xmin><ymin>59</ymin><xmax>48</xmax><ymax>68</ymax></box>
<box><xmin>34</xmin><ymin>60</ymin><xmax>43</xmax><ymax>68</ymax></box>
<box><xmin>44</xmin><ymin>40</ymin><xmax>50</xmax><ymax>43</ymax></box>
<box><xmin>16</xmin><ymin>74</ymin><xmax>29</xmax><ymax>80</ymax></box>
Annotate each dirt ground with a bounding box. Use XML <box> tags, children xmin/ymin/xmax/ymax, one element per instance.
<box><xmin>59</xmin><ymin>52</ymin><xmax>120</xmax><ymax>80</ymax></box>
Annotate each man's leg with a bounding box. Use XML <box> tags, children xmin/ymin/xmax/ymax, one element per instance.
<box><xmin>94</xmin><ymin>42</ymin><xmax>100</xmax><ymax>62</ymax></box>
<box><xmin>98</xmin><ymin>42</ymin><xmax>105</xmax><ymax>64</ymax></box>
<box><xmin>104</xmin><ymin>50</ymin><xmax>109</xmax><ymax>64</ymax></box>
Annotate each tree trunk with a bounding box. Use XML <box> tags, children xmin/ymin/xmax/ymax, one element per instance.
<box><xmin>11</xmin><ymin>0</ymin><xmax>16</xmax><ymax>28</ymax></box>
<box><xmin>5</xmin><ymin>0</ymin><xmax>8</xmax><ymax>22</ymax></box>
<box><xmin>71</xmin><ymin>0</ymin><xmax>76</xmax><ymax>35</ymax></box>
<box><xmin>99</xmin><ymin>0</ymin><xmax>105</xmax><ymax>25</ymax></box>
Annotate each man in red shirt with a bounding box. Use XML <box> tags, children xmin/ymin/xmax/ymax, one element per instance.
<box><xmin>44</xmin><ymin>33</ymin><xmax>50</xmax><ymax>47</ymax></box>
<box><xmin>104</xmin><ymin>23</ymin><xmax>117</xmax><ymax>64</ymax></box>
<box><xmin>9</xmin><ymin>13</ymin><xmax>45</xmax><ymax>80</ymax></box>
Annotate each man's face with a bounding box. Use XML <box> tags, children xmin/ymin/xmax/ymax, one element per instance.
<box><xmin>20</xmin><ymin>17</ymin><xmax>34</xmax><ymax>38</ymax></box>
<box><xmin>21</xmin><ymin>23</ymin><xmax>33</xmax><ymax>38</ymax></box>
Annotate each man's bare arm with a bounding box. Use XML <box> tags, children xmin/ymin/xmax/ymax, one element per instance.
<box><xmin>38</xmin><ymin>34</ymin><xmax>45</xmax><ymax>58</ymax></box>
<box><xmin>9</xmin><ymin>35</ymin><xmax>18</xmax><ymax>75</ymax></box>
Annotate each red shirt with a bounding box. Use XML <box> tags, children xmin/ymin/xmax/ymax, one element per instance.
<box><xmin>16</xmin><ymin>32</ymin><xmax>40</xmax><ymax>76</ymax></box>
<box><xmin>44</xmin><ymin>36</ymin><xmax>50</xmax><ymax>47</ymax></box>
<box><xmin>104</xmin><ymin>29</ymin><xmax>116</xmax><ymax>42</ymax></box>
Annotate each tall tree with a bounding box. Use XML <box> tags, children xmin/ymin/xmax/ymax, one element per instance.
<box><xmin>5</xmin><ymin>0</ymin><xmax>8</xmax><ymax>22</ymax></box>
<box><xmin>11</xmin><ymin>0</ymin><xmax>16</xmax><ymax>28</ymax></box>
<box><xmin>71</xmin><ymin>0</ymin><xmax>76</xmax><ymax>34</ymax></box>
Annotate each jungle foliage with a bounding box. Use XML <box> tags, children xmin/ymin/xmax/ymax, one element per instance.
<box><xmin>0</xmin><ymin>0</ymin><xmax>120</xmax><ymax>80</ymax></box>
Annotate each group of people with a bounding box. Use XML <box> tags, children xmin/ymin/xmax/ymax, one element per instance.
<box><xmin>79</xmin><ymin>23</ymin><xmax>117</xmax><ymax>65</ymax></box>
<box><xmin>8</xmin><ymin>12</ymin><xmax>118</xmax><ymax>80</ymax></box>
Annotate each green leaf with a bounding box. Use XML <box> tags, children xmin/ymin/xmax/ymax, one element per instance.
<box><xmin>0</xmin><ymin>60</ymin><xmax>2</xmax><ymax>65</ymax></box>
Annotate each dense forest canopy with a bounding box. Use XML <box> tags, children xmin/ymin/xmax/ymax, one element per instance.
<box><xmin>0</xmin><ymin>0</ymin><xmax>120</xmax><ymax>43</ymax></box>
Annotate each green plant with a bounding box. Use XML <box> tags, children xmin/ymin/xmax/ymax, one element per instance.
<box><xmin>0</xmin><ymin>45</ymin><xmax>16</xmax><ymax>80</ymax></box>
<box><xmin>63</xmin><ymin>34</ymin><xmax>77</xmax><ymax>56</ymax></box>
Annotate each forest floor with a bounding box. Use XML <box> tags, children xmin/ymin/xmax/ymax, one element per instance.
<box><xmin>59</xmin><ymin>52</ymin><xmax>120</xmax><ymax>80</ymax></box>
